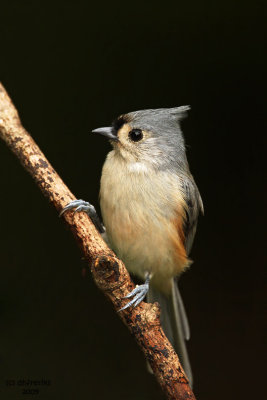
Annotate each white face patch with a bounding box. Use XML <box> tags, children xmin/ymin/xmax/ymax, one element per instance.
<box><xmin>127</xmin><ymin>162</ymin><xmax>149</xmax><ymax>173</ymax></box>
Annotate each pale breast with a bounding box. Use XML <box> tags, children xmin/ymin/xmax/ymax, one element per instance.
<box><xmin>100</xmin><ymin>151</ymin><xmax>189</xmax><ymax>293</ymax></box>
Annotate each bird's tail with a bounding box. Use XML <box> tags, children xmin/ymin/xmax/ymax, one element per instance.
<box><xmin>147</xmin><ymin>279</ymin><xmax>193</xmax><ymax>387</ymax></box>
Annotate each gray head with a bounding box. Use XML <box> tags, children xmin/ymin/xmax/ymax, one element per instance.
<box><xmin>92</xmin><ymin>106</ymin><xmax>190</xmax><ymax>171</ymax></box>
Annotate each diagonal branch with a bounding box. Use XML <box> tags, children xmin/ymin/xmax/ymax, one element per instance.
<box><xmin>0</xmin><ymin>82</ymin><xmax>196</xmax><ymax>400</ymax></box>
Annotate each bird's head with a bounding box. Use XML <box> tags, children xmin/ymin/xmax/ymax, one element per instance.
<box><xmin>92</xmin><ymin>106</ymin><xmax>190</xmax><ymax>170</ymax></box>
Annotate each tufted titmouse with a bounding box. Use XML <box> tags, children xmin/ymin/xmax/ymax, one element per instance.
<box><xmin>61</xmin><ymin>106</ymin><xmax>203</xmax><ymax>386</ymax></box>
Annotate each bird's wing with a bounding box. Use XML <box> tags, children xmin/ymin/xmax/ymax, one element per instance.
<box><xmin>181</xmin><ymin>174</ymin><xmax>204</xmax><ymax>254</ymax></box>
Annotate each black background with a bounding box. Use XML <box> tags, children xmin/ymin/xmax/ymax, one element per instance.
<box><xmin>0</xmin><ymin>1</ymin><xmax>265</xmax><ymax>399</ymax></box>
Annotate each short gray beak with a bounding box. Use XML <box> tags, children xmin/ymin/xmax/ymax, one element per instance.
<box><xmin>92</xmin><ymin>127</ymin><xmax>118</xmax><ymax>141</ymax></box>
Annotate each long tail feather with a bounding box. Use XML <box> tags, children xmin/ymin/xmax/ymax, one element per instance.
<box><xmin>147</xmin><ymin>279</ymin><xmax>193</xmax><ymax>387</ymax></box>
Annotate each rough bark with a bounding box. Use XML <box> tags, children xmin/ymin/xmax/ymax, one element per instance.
<box><xmin>0</xmin><ymin>82</ymin><xmax>196</xmax><ymax>400</ymax></box>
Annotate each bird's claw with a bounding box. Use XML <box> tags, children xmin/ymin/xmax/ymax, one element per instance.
<box><xmin>59</xmin><ymin>199</ymin><xmax>95</xmax><ymax>217</ymax></box>
<box><xmin>59</xmin><ymin>199</ymin><xmax>105</xmax><ymax>234</ymax></box>
<box><xmin>119</xmin><ymin>282</ymin><xmax>149</xmax><ymax>312</ymax></box>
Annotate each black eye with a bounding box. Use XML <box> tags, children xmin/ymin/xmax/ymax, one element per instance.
<box><xmin>129</xmin><ymin>128</ymin><xmax>143</xmax><ymax>142</ymax></box>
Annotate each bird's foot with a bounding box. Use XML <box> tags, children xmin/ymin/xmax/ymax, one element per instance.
<box><xmin>59</xmin><ymin>199</ymin><xmax>96</xmax><ymax>216</ymax></box>
<box><xmin>59</xmin><ymin>199</ymin><xmax>105</xmax><ymax>233</ymax></box>
<box><xmin>119</xmin><ymin>275</ymin><xmax>150</xmax><ymax>312</ymax></box>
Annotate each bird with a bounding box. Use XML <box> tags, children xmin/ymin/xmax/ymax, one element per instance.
<box><xmin>60</xmin><ymin>106</ymin><xmax>203</xmax><ymax>386</ymax></box>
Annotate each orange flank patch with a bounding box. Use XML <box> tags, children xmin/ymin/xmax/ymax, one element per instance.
<box><xmin>171</xmin><ymin>211</ymin><xmax>190</xmax><ymax>275</ymax></box>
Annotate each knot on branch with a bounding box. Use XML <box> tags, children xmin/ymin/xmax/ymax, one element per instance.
<box><xmin>92</xmin><ymin>254</ymin><xmax>130</xmax><ymax>291</ymax></box>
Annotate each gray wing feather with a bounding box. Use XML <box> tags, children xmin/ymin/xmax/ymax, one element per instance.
<box><xmin>181</xmin><ymin>174</ymin><xmax>203</xmax><ymax>253</ymax></box>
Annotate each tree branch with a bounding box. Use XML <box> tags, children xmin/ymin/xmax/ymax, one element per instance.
<box><xmin>0</xmin><ymin>82</ymin><xmax>196</xmax><ymax>400</ymax></box>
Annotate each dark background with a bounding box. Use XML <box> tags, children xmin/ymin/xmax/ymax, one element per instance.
<box><xmin>0</xmin><ymin>1</ymin><xmax>265</xmax><ymax>399</ymax></box>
